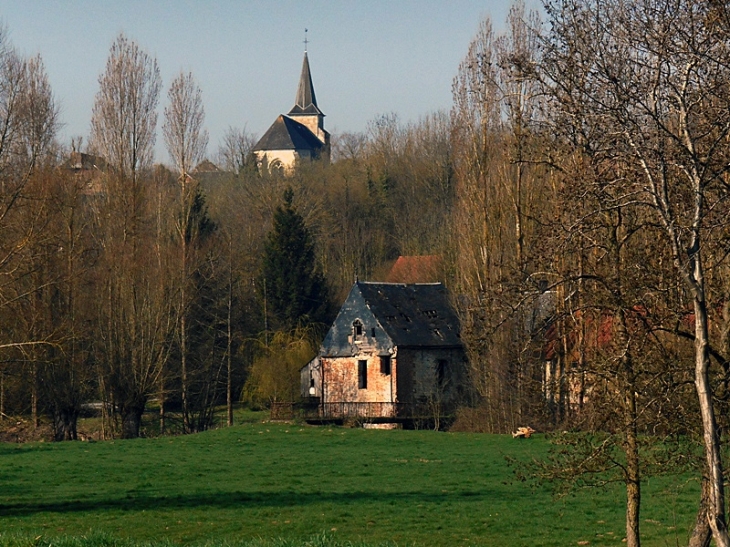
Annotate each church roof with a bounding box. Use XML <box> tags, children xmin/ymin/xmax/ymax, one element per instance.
<box><xmin>253</xmin><ymin>115</ymin><xmax>324</xmax><ymax>152</ymax></box>
<box><xmin>288</xmin><ymin>52</ymin><xmax>324</xmax><ymax>117</ymax></box>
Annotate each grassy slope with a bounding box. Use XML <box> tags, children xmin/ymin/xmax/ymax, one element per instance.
<box><xmin>0</xmin><ymin>420</ymin><xmax>699</xmax><ymax>547</ymax></box>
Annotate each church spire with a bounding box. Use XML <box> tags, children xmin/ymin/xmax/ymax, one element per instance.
<box><xmin>286</xmin><ymin>36</ymin><xmax>327</xmax><ymax>148</ymax></box>
<box><xmin>293</xmin><ymin>51</ymin><xmax>318</xmax><ymax>112</ymax></box>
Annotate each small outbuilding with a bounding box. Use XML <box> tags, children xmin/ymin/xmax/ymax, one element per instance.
<box><xmin>301</xmin><ymin>281</ymin><xmax>467</xmax><ymax>424</ymax></box>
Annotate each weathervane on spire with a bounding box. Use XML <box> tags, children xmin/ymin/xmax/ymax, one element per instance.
<box><xmin>304</xmin><ymin>28</ymin><xmax>309</xmax><ymax>52</ymax></box>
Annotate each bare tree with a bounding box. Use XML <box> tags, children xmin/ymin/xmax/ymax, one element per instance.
<box><xmin>90</xmin><ymin>34</ymin><xmax>160</xmax><ymax>182</ymax></box>
<box><xmin>90</xmin><ymin>34</ymin><xmax>168</xmax><ymax>439</ymax></box>
<box><xmin>541</xmin><ymin>1</ymin><xmax>730</xmax><ymax>544</ymax></box>
<box><xmin>164</xmin><ymin>72</ymin><xmax>208</xmax><ymax>178</ymax></box>
<box><xmin>163</xmin><ymin>71</ymin><xmax>208</xmax><ymax>433</ymax></box>
<box><xmin>0</xmin><ymin>28</ymin><xmax>59</xmax><ymax>428</ymax></box>
<box><xmin>216</xmin><ymin>126</ymin><xmax>256</xmax><ymax>175</ymax></box>
<box><xmin>17</xmin><ymin>55</ymin><xmax>58</xmax><ymax>167</ymax></box>
<box><xmin>450</xmin><ymin>7</ymin><xmax>550</xmax><ymax>433</ymax></box>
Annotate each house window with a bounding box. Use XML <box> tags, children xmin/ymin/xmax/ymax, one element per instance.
<box><xmin>380</xmin><ymin>356</ymin><xmax>391</xmax><ymax>375</ymax></box>
<box><xmin>437</xmin><ymin>360</ymin><xmax>447</xmax><ymax>387</ymax></box>
<box><xmin>353</xmin><ymin>320</ymin><xmax>363</xmax><ymax>341</ymax></box>
<box><xmin>358</xmin><ymin>360</ymin><xmax>368</xmax><ymax>389</ymax></box>
<box><xmin>371</xmin><ymin>327</ymin><xmax>376</xmax><ymax>338</ymax></box>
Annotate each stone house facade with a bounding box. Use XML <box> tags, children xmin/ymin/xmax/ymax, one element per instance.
<box><xmin>301</xmin><ymin>282</ymin><xmax>467</xmax><ymax>423</ymax></box>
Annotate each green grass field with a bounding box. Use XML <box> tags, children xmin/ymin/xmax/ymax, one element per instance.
<box><xmin>0</xmin><ymin>417</ymin><xmax>701</xmax><ymax>547</ymax></box>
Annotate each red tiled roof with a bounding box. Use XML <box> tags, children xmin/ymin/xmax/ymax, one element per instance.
<box><xmin>385</xmin><ymin>255</ymin><xmax>441</xmax><ymax>284</ymax></box>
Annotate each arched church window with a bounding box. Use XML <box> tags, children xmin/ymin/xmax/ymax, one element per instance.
<box><xmin>269</xmin><ymin>159</ymin><xmax>284</xmax><ymax>175</ymax></box>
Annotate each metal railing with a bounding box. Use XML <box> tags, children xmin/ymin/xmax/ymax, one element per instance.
<box><xmin>270</xmin><ymin>401</ymin><xmax>450</xmax><ymax>424</ymax></box>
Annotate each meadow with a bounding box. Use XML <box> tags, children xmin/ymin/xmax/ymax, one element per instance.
<box><xmin>0</xmin><ymin>416</ymin><xmax>701</xmax><ymax>547</ymax></box>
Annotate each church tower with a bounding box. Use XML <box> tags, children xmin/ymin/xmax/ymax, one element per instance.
<box><xmin>287</xmin><ymin>52</ymin><xmax>328</xmax><ymax>145</ymax></box>
<box><xmin>253</xmin><ymin>44</ymin><xmax>330</xmax><ymax>171</ymax></box>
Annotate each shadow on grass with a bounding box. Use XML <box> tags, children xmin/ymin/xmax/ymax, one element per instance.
<box><xmin>0</xmin><ymin>488</ymin><xmax>494</xmax><ymax>517</ymax></box>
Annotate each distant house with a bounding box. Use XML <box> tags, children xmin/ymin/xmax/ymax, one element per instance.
<box><xmin>192</xmin><ymin>159</ymin><xmax>227</xmax><ymax>187</ymax></box>
<box><xmin>61</xmin><ymin>152</ymin><xmax>107</xmax><ymax>195</ymax></box>
<box><xmin>301</xmin><ymin>281</ymin><xmax>467</xmax><ymax>424</ymax></box>
<box><xmin>385</xmin><ymin>255</ymin><xmax>442</xmax><ymax>284</ymax></box>
<box><xmin>253</xmin><ymin>51</ymin><xmax>330</xmax><ymax>171</ymax></box>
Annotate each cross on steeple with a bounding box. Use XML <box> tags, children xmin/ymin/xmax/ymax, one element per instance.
<box><xmin>304</xmin><ymin>28</ymin><xmax>309</xmax><ymax>52</ymax></box>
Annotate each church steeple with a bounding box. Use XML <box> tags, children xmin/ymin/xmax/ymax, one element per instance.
<box><xmin>286</xmin><ymin>42</ymin><xmax>327</xmax><ymax>150</ymax></box>
<box><xmin>290</xmin><ymin>52</ymin><xmax>323</xmax><ymax>116</ymax></box>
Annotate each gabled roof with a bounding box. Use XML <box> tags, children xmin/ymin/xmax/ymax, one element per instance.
<box><xmin>193</xmin><ymin>159</ymin><xmax>222</xmax><ymax>174</ymax></box>
<box><xmin>253</xmin><ymin>115</ymin><xmax>324</xmax><ymax>152</ymax></box>
<box><xmin>321</xmin><ymin>282</ymin><xmax>462</xmax><ymax>357</ymax></box>
<box><xmin>288</xmin><ymin>52</ymin><xmax>323</xmax><ymax>117</ymax></box>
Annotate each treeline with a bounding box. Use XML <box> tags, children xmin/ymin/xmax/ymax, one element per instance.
<box><xmin>0</xmin><ymin>27</ymin><xmax>457</xmax><ymax>440</ymax></box>
<box><xmin>448</xmin><ymin>2</ymin><xmax>730</xmax><ymax>546</ymax></box>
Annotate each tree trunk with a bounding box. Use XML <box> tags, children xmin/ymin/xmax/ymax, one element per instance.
<box><xmin>689</xmin><ymin>476</ymin><xmax>713</xmax><ymax>547</ymax></box>
<box><xmin>32</xmin><ymin>362</ymin><xmax>39</xmax><ymax>428</ymax></box>
<box><xmin>227</xmin><ymin>260</ymin><xmax>233</xmax><ymax>428</ymax></box>
<box><xmin>159</xmin><ymin>368</ymin><xmax>166</xmax><ymax>435</ymax></box>
<box><xmin>53</xmin><ymin>407</ymin><xmax>78</xmax><ymax>441</ymax></box>
<box><xmin>617</xmin><ymin>307</ymin><xmax>640</xmax><ymax>547</ymax></box>
<box><xmin>624</xmin><ymin>388</ymin><xmax>640</xmax><ymax>547</ymax></box>
<box><xmin>694</xmin><ymin>294</ymin><xmax>730</xmax><ymax>546</ymax></box>
<box><xmin>121</xmin><ymin>402</ymin><xmax>145</xmax><ymax>439</ymax></box>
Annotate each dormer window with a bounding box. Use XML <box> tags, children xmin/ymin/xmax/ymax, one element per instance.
<box><xmin>353</xmin><ymin>320</ymin><xmax>364</xmax><ymax>342</ymax></box>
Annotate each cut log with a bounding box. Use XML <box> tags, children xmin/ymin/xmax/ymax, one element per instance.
<box><xmin>512</xmin><ymin>426</ymin><xmax>536</xmax><ymax>439</ymax></box>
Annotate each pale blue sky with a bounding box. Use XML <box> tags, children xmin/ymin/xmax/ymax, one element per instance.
<box><xmin>0</xmin><ymin>1</ymin><xmax>535</xmax><ymax>162</ymax></box>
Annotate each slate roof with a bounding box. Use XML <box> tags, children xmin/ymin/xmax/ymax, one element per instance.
<box><xmin>253</xmin><ymin>115</ymin><xmax>325</xmax><ymax>152</ymax></box>
<box><xmin>358</xmin><ymin>282</ymin><xmax>461</xmax><ymax>347</ymax></box>
<box><xmin>321</xmin><ymin>282</ymin><xmax>462</xmax><ymax>357</ymax></box>
<box><xmin>288</xmin><ymin>52</ymin><xmax>323</xmax><ymax>117</ymax></box>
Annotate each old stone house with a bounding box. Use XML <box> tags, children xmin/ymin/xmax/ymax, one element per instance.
<box><xmin>253</xmin><ymin>50</ymin><xmax>330</xmax><ymax>171</ymax></box>
<box><xmin>301</xmin><ymin>281</ymin><xmax>467</xmax><ymax>424</ymax></box>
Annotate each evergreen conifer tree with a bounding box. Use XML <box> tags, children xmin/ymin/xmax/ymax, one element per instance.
<box><xmin>262</xmin><ymin>188</ymin><xmax>329</xmax><ymax>329</ymax></box>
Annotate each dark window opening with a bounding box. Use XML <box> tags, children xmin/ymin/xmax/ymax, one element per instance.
<box><xmin>380</xmin><ymin>356</ymin><xmax>391</xmax><ymax>375</ymax></box>
<box><xmin>437</xmin><ymin>360</ymin><xmax>447</xmax><ymax>387</ymax></box>
<box><xmin>371</xmin><ymin>327</ymin><xmax>376</xmax><ymax>337</ymax></box>
<box><xmin>353</xmin><ymin>320</ymin><xmax>363</xmax><ymax>341</ymax></box>
<box><xmin>423</xmin><ymin>309</ymin><xmax>438</xmax><ymax>318</ymax></box>
<box><xmin>358</xmin><ymin>360</ymin><xmax>368</xmax><ymax>389</ymax></box>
